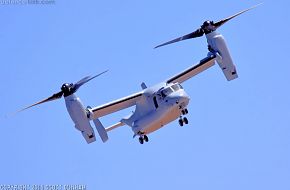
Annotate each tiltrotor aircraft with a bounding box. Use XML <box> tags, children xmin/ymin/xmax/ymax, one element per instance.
<box><xmin>20</xmin><ymin>5</ymin><xmax>260</xmax><ymax>144</ymax></box>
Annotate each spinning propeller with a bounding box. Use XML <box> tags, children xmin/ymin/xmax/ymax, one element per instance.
<box><xmin>18</xmin><ymin>70</ymin><xmax>108</xmax><ymax>112</ymax></box>
<box><xmin>154</xmin><ymin>4</ymin><xmax>262</xmax><ymax>49</ymax></box>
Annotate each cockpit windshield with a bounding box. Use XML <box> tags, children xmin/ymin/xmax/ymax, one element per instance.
<box><xmin>159</xmin><ymin>84</ymin><xmax>183</xmax><ymax>98</ymax></box>
<box><xmin>160</xmin><ymin>87</ymin><xmax>173</xmax><ymax>97</ymax></box>
<box><xmin>171</xmin><ymin>83</ymin><xmax>183</xmax><ymax>91</ymax></box>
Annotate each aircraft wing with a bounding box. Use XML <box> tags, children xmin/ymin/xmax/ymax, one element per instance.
<box><xmin>166</xmin><ymin>54</ymin><xmax>216</xmax><ymax>84</ymax></box>
<box><xmin>91</xmin><ymin>92</ymin><xmax>143</xmax><ymax>119</ymax></box>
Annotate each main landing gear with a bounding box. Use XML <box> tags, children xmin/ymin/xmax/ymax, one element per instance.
<box><xmin>136</xmin><ymin>131</ymin><xmax>149</xmax><ymax>144</ymax></box>
<box><xmin>139</xmin><ymin>135</ymin><xmax>149</xmax><ymax>144</ymax></box>
<box><xmin>179</xmin><ymin>108</ymin><xmax>189</xmax><ymax>127</ymax></box>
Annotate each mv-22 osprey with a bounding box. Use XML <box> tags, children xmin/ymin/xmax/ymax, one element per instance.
<box><xmin>20</xmin><ymin>5</ymin><xmax>260</xmax><ymax>144</ymax></box>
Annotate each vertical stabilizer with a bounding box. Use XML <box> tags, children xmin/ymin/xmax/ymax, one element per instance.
<box><xmin>93</xmin><ymin>118</ymin><xmax>109</xmax><ymax>143</ymax></box>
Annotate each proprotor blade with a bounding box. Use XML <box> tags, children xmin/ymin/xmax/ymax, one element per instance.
<box><xmin>18</xmin><ymin>91</ymin><xmax>64</xmax><ymax>112</ymax></box>
<box><xmin>154</xmin><ymin>29</ymin><xmax>205</xmax><ymax>49</ymax></box>
<box><xmin>154</xmin><ymin>3</ymin><xmax>261</xmax><ymax>49</ymax></box>
<box><xmin>213</xmin><ymin>3</ymin><xmax>262</xmax><ymax>29</ymax></box>
<box><xmin>73</xmin><ymin>70</ymin><xmax>108</xmax><ymax>91</ymax></box>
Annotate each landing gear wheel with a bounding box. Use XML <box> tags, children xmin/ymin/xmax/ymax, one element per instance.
<box><xmin>144</xmin><ymin>135</ymin><xmax>149</xmax><ymax>142</ymax></box>
<box><xmin>179</xmin><ymin>118</ymin><xmax>184</xmax><ymax>126</ymax></box>
<box><xmin>182</xmin><ymin>110</ymin><xmax>186</xmax><ymax>115</ymax></box>
<box><xmin>139</xmin><ymin>137</ymin><xmax>144</xmax><ymax>144</ymax></box>
<box><xmin>182</xmin><ymin>109</ymin><xmax>188</xmax><ymax>115</ymax></box>
<box><xmin>183</xmin><ymin>117</ymin><xmax>188</xmax><ymax>124</ymax></box>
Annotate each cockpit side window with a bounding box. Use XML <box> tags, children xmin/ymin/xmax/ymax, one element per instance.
<box><xmin>171</xmin><ymin>84</ymin><xmax>179</xmax><ymax>91</ymax></box>
<box><xmin>161</xmin><ymin>87</ymin><xmax>173</xmax><ymax>97</ymax></box>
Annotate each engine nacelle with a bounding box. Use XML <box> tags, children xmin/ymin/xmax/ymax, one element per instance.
<box><xmin>206</xmin><ymin>31</ymin><xmax>238</xmax><ymax>81</ymax></box>
<box><xmin>64</xmin><ymin>94</ymin><xmax>96</xmax><ymax>143</ymax></box>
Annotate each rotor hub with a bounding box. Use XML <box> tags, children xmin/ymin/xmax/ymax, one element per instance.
<box><xmin>61</xmin><ymin>83</ymin><xmax>74</xmax><ymax>97</ymax></box>
<box><xmin>201</xmin><ymin>20</ymin><xmax>215</xmax><ymax>34</ymax></box>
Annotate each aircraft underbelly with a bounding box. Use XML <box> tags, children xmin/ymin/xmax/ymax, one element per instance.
<box><xmin>141</xmin><ymin>105</ymin><xmax>181</xmax><ymax>134</ymax></box>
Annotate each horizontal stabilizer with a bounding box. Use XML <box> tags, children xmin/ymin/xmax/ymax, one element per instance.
<box><xmin>106</xmin><ymin>122</ymin><xmax>125</xmax><ymax>132</ymax></box>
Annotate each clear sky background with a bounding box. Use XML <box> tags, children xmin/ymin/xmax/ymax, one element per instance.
<box><xmin>0</xmin><ymin>0</ymin><xmax>289</xmax><ymax>189</ymax></box>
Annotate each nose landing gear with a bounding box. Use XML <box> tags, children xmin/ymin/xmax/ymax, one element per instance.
<box><xmin>181</xmin><ymin>108</ymin><xmax>188</xmax><ymax>115</ymax></box>
<box><xmin>179</xmin><ymin>108</ymin><xmax>189</xmax><ymax>126</ymax></box>
<box><xmin>178</xmin><ymin>116</ymin><xmax>188</xmax><ymax>126</ymax></box>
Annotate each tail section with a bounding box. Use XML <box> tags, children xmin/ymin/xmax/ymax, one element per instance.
<box><xmin>105</xmin><ymin>122</ymin><xmax>125</xmax><ymax>132</ymax></box>
<box><xmin>86</xmin><ymin>107</ymin><xmax>108</xmax><ymax>143</ymax></box>
<box><xmin>93</xmin><ymin>118</ymin><xmax>108</xmax><ymax>143</ymax></box>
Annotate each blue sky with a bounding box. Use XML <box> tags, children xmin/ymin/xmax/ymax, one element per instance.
<box><xmin>1</xmin><ymin>0</ymin><xmax>290</xmax><ymax>189</ymax></box>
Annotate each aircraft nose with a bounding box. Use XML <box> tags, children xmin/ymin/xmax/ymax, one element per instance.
<box><xmin>169</xmin><ymin>91</ymin><xmax>190</xmax><ymax>105</ymax></box>
<box><xmin>179</xmin><ymin>93</ymin><xmax>190</xmax><ymax>105</ymax></box>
